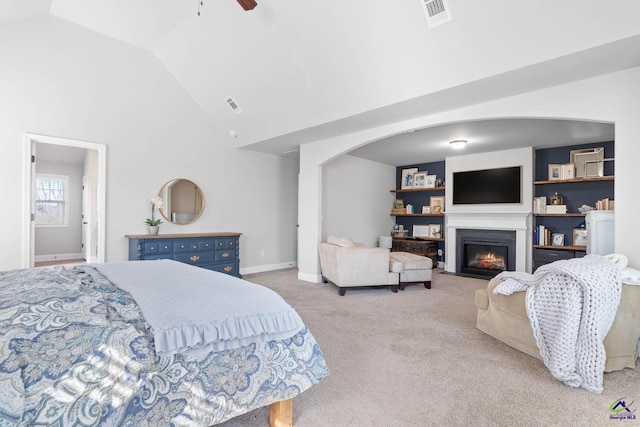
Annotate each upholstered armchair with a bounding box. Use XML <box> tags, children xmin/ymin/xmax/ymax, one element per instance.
<box><xmin>318</xmin><ymin>236</ymin><xmax>399</xmax><ymax>296</ymax></box>
<box><xmin>475</xmin><ymin>278</ymin><xmax>640</xmax><ymax>372</ymax></box>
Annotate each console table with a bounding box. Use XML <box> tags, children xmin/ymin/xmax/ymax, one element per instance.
<box><xmin>125</xmin><ymin>232</ymin><xmax>242</xmax><ymax>278</ymax></box>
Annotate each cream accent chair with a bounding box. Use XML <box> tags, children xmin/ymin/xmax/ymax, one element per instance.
<box><xmin>318</xmin><ymin>236</ymin><xmax>399</xmax><ymax>296</ymax></box>
<box><xmin>475</xmin><ymin>278</ymin><xmax>640</xmax><ymax>372</ymax></box>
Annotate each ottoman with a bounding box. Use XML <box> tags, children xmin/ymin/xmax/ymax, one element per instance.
<box><xmin>389</xmin><ymin>252</ymin><xmax>433</xmax><ymax>290</ymax></box>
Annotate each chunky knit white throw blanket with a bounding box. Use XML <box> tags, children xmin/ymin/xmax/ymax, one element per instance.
<box><xmin>494</xmin><ymin>255</ymin><xmax>621</xmax><ymax>393</ymax></box>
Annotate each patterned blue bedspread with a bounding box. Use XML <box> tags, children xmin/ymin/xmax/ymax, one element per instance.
<box><xmin>0</xmin><ymin>265</ymin><xmax>329</xmax><ymax>426</ymax></box>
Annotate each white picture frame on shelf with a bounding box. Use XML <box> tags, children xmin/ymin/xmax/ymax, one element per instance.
<box><xmin>570</xmin><ymin>147</ymin><xmax>604</xmax><ymax>178</ymax></box>
<box><xmin>413</xmin><ymin>172</ymin><xmax>427</xmax><ymax>188</ymax></box>
<box><xmin>548</xmin><ymin>164</ymin><xmax>563</xmax><ymax>181</ymax></box>
<box><xmin>562</xmin><ymin>163</ymin><xmax>574</xmax><ymax>180</ymax></box>
<box><xmin>424</xmin><ymin>174</ymin><xmax>437</xmax><ymax>188</ymax></box>
<box><xmin>430</xmin><ymin>196</ymin><xmax>445</xmax><ymax>214</ymax></box>
<box><xmin>428</xmin><ymin>224</ymin><xmax>442</xmax><ymax>238</ymax></box>
<box><xmin>413</xmin><ymin>225</ymin><xmax>430</xmax><ymax>238</ymax></box>
<box><xmin>401</xmin><ymin>168</ymin><xmax>419</xmax><ymax>189</ymax></box>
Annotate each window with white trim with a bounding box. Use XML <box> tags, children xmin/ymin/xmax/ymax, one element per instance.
<box><xmin>35</xmin><ymin>174</ymin><xmax>69</xmax><ymax>227</ymax></box>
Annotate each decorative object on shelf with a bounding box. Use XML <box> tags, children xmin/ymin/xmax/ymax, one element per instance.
<box><xmin>401</xmin><ymin>168</ymin><xmax>419</xmax><ymax>189</ymax></box>
<box><xmin>430</xmin><ymin>196</ymin><xmax>445</xmax><ymax>213</ymax></box>
<box><xmin>548</xmin><ymin>164</ymin><xmax>563</xmax><ymax>180</ymax></box>
<box><xmin>435</xmin><ymin>179</ymin><xmax>444</xmax><ymax>188</ymax></box>
<box><xmin>405</xmin><ymin>204</ymin><xmax>414</xmax><ymax>214</ymax></box>
<box><xmin>596</xmin><ymin>198</ymin><xmax>614</xmax><ymax>210</ymax></box>
<box><xmin>378</xmin><ymin>235</ymin><xmax>393</xmax><ymax>249</ymax></box>
<box><xmin>549</xmin><ymin>192</ymin><xmax>564</xmax><ymax>205</ymax></box>
<box><xmin>573</xmin><ymin>228</ymin><xmax>588</xmax><ymax>246</ymax></box>
<box><xmin>570</xmin><ymin>147</ymin><xmax>604</xmax><ymax>178</ymax></box>
<box><xmin>552</xmin><ymin>233</ymin><xmax>565</xmax><ymax>246</ymax></box>
<box><xmin>413</xmin><ymin>172</ymin><xmax>427</xmax><ymax>188</ymax></box>
<box><xmin>394</xmin><ymin>199</ymin><xmax>404</xmax><ymax>208</ymax></box>
<box><xmin>562</xmin><ymin>163</ymin><xmax>575</xmax><ymax>180</ymax></box>
<box><xmin>391</xmin><ymin>228</ymin><xmax>409</xmax><ymax>238</ymax></box>
<box><xmin>578</xmin><ymin>204</ymin><xmax>595</xmax><ymax>213</ymax></box>
<box><xmin>533</xmin><ymin>196</ymin><xmax>547</xmax><ymax>214</ymax></box>
<box><xmin>422</xmin><ymin>206</ymin><xmax>431</xmax><ymax>214</ymax></box>
<box><xmin>413</xmin><ymin>225</ymin><xmax>431</xmax><ymax>238</ymax></box>
<box><xmin>429</xmin><ymin>224</ymin><xmax>442</xmax><ymax>238</ymax></box>
<box><xmin>546</xmin><ymin>205</ymin><xmax>567</xmax><ymax>214</ymax></box>
<box><xmin>424</xmin><ymin>174</ymin><xmax>437</xmax><ymax>188</ymax></box>
<box><xmin>145</xmin><ymin>196</ymin><xmax>163</xmax><ymax>233</ymax></box>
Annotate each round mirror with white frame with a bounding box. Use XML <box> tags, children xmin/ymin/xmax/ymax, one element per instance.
<box><xmin>158</xmin><ymin>179</ymin><xmax>205</xmax><ymax>225</ymax></box>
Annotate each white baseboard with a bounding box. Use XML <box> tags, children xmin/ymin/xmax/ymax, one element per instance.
<box><xmin>298</xmin><ymin>271</ymin><xmax>322</xmax><ymax>283</ymax></box>
<box><xmin>34</xmin><ymin>253</ymin><xmax>83</xmax><ymax>263</ymax></box>
<box><xmin>240</xmin><ymin>261</ymin><xmax>297</xmax><ymax>276</ymax></box>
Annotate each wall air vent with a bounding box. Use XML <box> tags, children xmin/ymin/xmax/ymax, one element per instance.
<box><xmin>420</xmin><ymin>0</ymin><xmax>451</xmax><ymax>29</ymax></box>
<box><xmin>225</xmin><ymin>96</ymin><xmax>243</xmax><ymax>114</ymax></box>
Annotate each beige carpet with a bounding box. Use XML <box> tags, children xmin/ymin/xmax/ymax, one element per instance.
<box><xmin>219</xmin><ymin>269</ymin><xmax>640</xmax><ymax>427</ymax></box>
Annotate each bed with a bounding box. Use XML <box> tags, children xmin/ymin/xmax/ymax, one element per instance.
<box><xmin>0</xmin><ymin>259</ymin><xmax>329</xmax><ymax>426</ymax></box>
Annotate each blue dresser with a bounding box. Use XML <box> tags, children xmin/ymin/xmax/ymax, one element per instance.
<box><xmin>125</xmin><ymin>232</ymin><xmax>242</xmax><ymax>278</ymax></box>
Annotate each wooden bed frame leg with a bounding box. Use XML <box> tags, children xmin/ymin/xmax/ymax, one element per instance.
<box><xmin>269</xmin><ymin>399</ymin><xmax>293</xmax><ymax>427</ymax></box>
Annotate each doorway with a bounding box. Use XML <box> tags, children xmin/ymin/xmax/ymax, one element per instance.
<box><xmin>23</xmin><ymin>133</ymin><xmax>106</xmax><ymax>268</ymax></box>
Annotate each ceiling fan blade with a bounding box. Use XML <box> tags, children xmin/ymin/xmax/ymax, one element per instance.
<box><xmin>237</xmin><ymin>0</ymin><xmax>258</xmax><ymax>10</ymax></box>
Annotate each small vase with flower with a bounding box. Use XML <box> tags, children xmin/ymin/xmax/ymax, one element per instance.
<box><xmin>145</xmin><ymin>196</ymin><xmax>164</xmax><ymax>235</ymax></box>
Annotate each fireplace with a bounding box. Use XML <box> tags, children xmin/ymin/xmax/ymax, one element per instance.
<box><xmin>455</xmin><ymin>229</ymin><xmax>516</xmax><ymax>278</ymax></box>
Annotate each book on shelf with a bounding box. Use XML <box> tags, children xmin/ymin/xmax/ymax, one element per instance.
<box><xmin>545</xmin><ymin>204</ymin><xmax>567</xmax><ymax>214</ymax></box>
<box><xmin>391</xmin><ymin>208</ymin><xmax>406</xmax><ymax>215</ymax></box>
<box><xmin>595</xmin><ymin>198</ymin><xmax>614</xmax><ymax>210</ymax></box>
<box><xmin>533</xmin><ymin>196</ymin><xmax>547</xmax><ymax>214</ymax></box>
<box><xmin>535</xmin><ymin>224</ymin><xmax>552</xmax><ymax>245</ymax></box>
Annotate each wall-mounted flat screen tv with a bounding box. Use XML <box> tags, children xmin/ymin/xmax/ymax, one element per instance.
<box><xmin>453</xmin><ymin>166</ymin><xmax>522</xmax><ymax>204</ymax></box>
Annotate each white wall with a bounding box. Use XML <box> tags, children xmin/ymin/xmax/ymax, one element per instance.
<box><xmin>322</xmin><ymin>155</ymin><xmax>395</xmax><ymax>247</ymax></box>
<box><xmin>34</xmin><ymin>161</ymin><xmax>83</xmax><ymax>259</ymax></box>
<box><xmin>0</xmin><ymin>16</ymin><xmax>299</xmax><ymax>273</ymax></box>
<box><xmin>298</xmin><ymin>67</ymin><xmax>640</xmax><ymax>281</ymax></box>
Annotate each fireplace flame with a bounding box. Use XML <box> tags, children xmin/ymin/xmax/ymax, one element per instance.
<box><xmin>470</xmin><ymin>252</ymin><xmax>505</xmax><ymax>270</ymax></box>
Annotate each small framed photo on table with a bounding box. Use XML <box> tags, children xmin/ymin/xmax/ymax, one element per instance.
<box><xmin>573</xmin><ymin>228</ymin><xmax>588</xmax><ymax>246</ymax></box>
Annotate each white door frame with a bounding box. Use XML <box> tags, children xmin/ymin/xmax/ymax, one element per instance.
<box><xmin>82</xmin><ymin>175</ymin><xmax>91</xmax><ymax>262</ymax></box>
<box><xmin>23</xmin><ymin>133</ymin><xmax>106</xmax><ymax>268</ymax></box>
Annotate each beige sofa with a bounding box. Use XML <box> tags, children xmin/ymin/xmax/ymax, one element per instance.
<box><xmin>318</xmin><ymin>236</ymin><xmax>399</xmax><ymax>296</ymax></box>
<box><xmin>475</xmin><ymin>278</ymin><xmax>640</xmax><ymax>372</ymax></box>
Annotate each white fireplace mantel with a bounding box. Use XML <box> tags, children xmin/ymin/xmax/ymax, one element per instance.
<box><xmin>445</xmin><ymin>212</ymin><xmax>532</xmax><ymax>273</ymax></box>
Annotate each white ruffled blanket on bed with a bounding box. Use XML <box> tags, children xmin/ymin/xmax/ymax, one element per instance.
<box><xmin>494</xmin><ymin>255</ymin><xmax>621</xmax><ymax>393</ymax></box>
<box><xmin>96</xmin><ymin>260</ymin><xmax>304</xmax><ymax>357</ymax></box>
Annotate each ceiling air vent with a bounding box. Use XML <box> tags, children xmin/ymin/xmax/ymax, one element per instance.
<box><xmin>225</xmin><ymin>96</ymin><xmax>243</xmax><ymax>114</ymax></box>
<box><xmin>420</xmin><ymin>0</ymin><xmax>451</xmax><ymax>29</ymax></box>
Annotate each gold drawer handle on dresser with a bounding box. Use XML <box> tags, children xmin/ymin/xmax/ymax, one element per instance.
<box><xmin>190</xmin><ymin>255</ymin><xmax>200</xmax><ymax>262</ymax></box>
<box><xmin>224</xmin><ymin>266</ymin><xmax>233</xmax><ymax>273</ymax></box>
<box><xmin>222</xmin><ymin>252</ymin><xmax>230</xmax><ymax>258</ymax></box>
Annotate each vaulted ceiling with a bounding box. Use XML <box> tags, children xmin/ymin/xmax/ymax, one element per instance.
<box><xmin>4</xmin><ymin>1</ymin><xmax>640</xmax><ymax>165</ymax></box>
